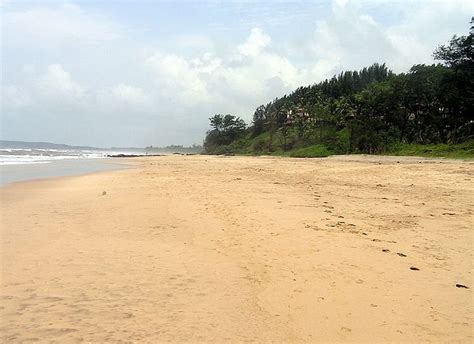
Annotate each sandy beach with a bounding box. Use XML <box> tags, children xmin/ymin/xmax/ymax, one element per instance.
<box><xmin>1</xmin><ymin>155</ymin><xmax>472</xmax><ymax>342</ymax></box>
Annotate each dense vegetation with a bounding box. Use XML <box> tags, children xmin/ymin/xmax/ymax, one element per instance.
<box><xmin>204</xmin><ymin>21</ymin><xmax>473</xmax><ymax>158</ymax></box>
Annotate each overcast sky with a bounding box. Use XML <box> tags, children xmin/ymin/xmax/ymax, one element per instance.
<box><xmin>1</xmin><ymin>0</ymin><xmax>472</xmax><ymax>147</ymax></box>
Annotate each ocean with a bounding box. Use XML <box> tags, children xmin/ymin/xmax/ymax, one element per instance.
<box><xmin>0</xmin><ymin>147</ymin><xmax>107</xmax><ymax>165</ymax></box>
<box><xmin>0</xmin><ymin>147</ymin><xmax>133</xmax><ymax>186</ymax></box>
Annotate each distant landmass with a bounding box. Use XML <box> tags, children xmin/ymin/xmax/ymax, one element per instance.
<box><xmin>0</xmin><ymin>140</ymin><xmax>104</xmax><ymax>151</ymax></box>
<box><xmin>0</xmin><ymin>140</ymin><xmax>203</xmax><ymax>154</ymax></box>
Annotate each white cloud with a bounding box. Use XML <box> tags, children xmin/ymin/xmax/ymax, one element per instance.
<box><xmin>3</xmin><ymin>2</ymin><xmax>123</xmax><ymax>48</ymax></box>
<box><xmin>21</xmin><ymin>64</ymin><xmax>36</xmax><ymax>74</ymax></box>
<box><xmin>306</xmin><ymin>0</ymin><xmax>474</xmax><ymax>78</ymax></box>
<box><xmin>309</xmin><ymin>5</ymin><xmax>398</xmax><ymax>79</ymax></box>
<box><xmin>94</xmin><ymin>83</ymin><xmax>151</xmax><ymax>119</ymax></box>
<box><xmin>36</xmin><ymin>64</ymin><xmax>85</xmax><ymax>99</ymax></box>
<box><xmin>334</xmin><ymin>0</ymin><xmax>348</xmax><ymax>9</ymax></box>
<box><xmin>2</xmin><ymin>86</ymin><xmax>31</xmax><ymax>109</ymax></box>
<box><xmin>1</xmin><ymin>0</ymin><xmax>472</xmax><ymax>146</ymax></box>
<box><xmin>111</xmin><ymin>84</ymin><xmax>148</xmax><ymax>105</ymax></box>
<box><xmin>142</xmin><ymin>27</ymin><xmax>304</xmax><ymax>116</ymax></box>
<box><xmin>146</xmin><ymin>53</ymin><xmax>211</xmax><ymax>106</ymax></box>
<box><xmin>238</xmin><ymin>28</ymin><xmax>271</xmax><ymax>56</ymax></box>
<box><xmin>386</xmin><ymin>0</ymin><xmax>474</xmax><ymax>70</ymax></box>
<box><xmin>175</xmin><ymin>34</ymin><xmax>214</xmax><ymax>50</ymax></box>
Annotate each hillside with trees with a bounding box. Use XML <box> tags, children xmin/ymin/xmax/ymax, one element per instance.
<box><xmin>204</xmin><ymin>21</ymin><xmax>473</xmax><ymax>158</ymax></box>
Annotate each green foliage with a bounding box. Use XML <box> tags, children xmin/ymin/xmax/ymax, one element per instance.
<box><xmin>433</xmin><ymin>18</ymin><xmax>473</xmax><ymax>69</ymax></box>
<box><xmin>252</xmin><ymin>136</ymin><xmax>267</xmax><ymax>153</ymax></box>
<box><xmin>252</xmin><ymin>105</ymin><xmax>266</xmax><ymax>137</ymax></box>
<box><xmin>204</xmin><ymin>21</ymin><xmax>474</xmax><ymax>158</ymax></box>
<box><xmin>334</xmin><ymin>128</ymin><xmax>351</xmax><ymax>153</ymax></box>
<box><xmin>289</xmin><ymin>145</ymin><xmax>333</xmax><ymax>158</ymax></box>
<box><xmin>387</xmin><ymin>141</ymin><xmax>474</xmax><ymax>159</ymax></box>
<box><xmin>204</xmin><ymin>114</ymin><xmax>247</xmax><ymax>153</ymax></box>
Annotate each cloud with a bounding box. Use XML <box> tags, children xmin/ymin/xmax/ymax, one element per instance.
<box><xmin>1</xmin><ymin>0</ymin><xmax>472</xmax><ymax>147</ymax></box>
<box><xmin>305</xmin><ymin>0</ymin><xmax>474</xmax><ymax>79</ymax></box>
<box><xmin>2</xmin><ymin>64</ymin><xmax>86</xmax><ymax>115</ymax></box>
<box><xmin>386</xmin><ymin>0</ymin><xmax>474</xmax><ymax>70</ymax></box>
<box><xmin>310</xmin><ymin>7</ymin><xmax>397</xmax><ymax>79</ymax></box>
<box><xmin>146</xmin><ymin>53</ymin><xmax>211</xmax><ymax>106</ymax></box>
<box><xmin>3</xmin><ymin>2</ymin><xmax>123</xmax><ymax>48</ymax></box>
<box><xmin>174</xmin><ymin>34</ymin><xmax>214</xmax><ymax>51</ymax></box>
<box><xmin>95</xmin><ymin>83</ymin><xmax>151</xmax><ymax>119</ymax></box>
<box><xmin>238</xmin><ymin>28</ymin><xmax>271</xmax><ymax>56</ymax></box>
<box><xmin>334</xmin><ymin>0</ymin><xmax>348</xmax><ymax>8</ymax></box>
<box><xmin>142</xmin><ymin>27</ymin><xmax>304</xmax><ymax>119</ymax></box>
<box><xmin>2</xmin><ymin>86</ymin><xmax>31</xmax><ymax>109</ymax></box>
<box><xmin>110</xmin><ymin>84</ymin><xmax>148</xmax><ymax>105</ymax></box>
<box><xmin>36</xmin><ymin>64</ymin><xmax>85</xmax><ymax>99</ymax></box>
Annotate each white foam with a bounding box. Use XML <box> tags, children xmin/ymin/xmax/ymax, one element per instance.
<box><xmin>0</xmin><ymin>152</ymin><xmax>107</xmax><ymax>166</ymax></box>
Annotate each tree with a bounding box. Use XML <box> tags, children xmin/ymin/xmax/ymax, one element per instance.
<box><xmin>209</xmin><ymin>114</ymin><xmax>224</xmax><ymax>132</ymax></box>
<box><xmin>202</xmin><ymin>21</ymin><xmax>474</xmax><ymax>155</ymax></box>
<box><xmin>433</xmin><ymin>18</ymin><xmax>473</xmax><ymax>69</ymax></box>
<box><xmin>252</xmin><ymin>105</ymin><xmax>266</xmax><ymax>137</ymax></box>
<box><xmin>433</xmin><ymin>19</ymin><xmax>474</xmax><ymax>142</ymax></box>
<box><xmin>204</xmin><ymin>114</ymin><xmax>247</xmax><ymax>153</ymax></box>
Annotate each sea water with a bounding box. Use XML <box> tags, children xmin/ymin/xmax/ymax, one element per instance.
<box><xmin>0</xmin><ymin>148</ymin><xmax>130</xmax><ymax>186</ymax></box>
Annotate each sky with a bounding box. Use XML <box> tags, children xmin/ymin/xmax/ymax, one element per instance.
<box><xmin>1</xmin><ymin>0</ymin><xmax>473</xmax><ymax>147</ymax></box>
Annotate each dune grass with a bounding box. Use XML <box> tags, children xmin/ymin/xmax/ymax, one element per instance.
<box><xmin>287</xmin><ymin>145</ymin><xmax>333</xmax><ymax>158</ymax></box>
<box><xmin>387</xmin><ymin>141</ymin><xmax>474</xmax><ymax>159</ymax></box>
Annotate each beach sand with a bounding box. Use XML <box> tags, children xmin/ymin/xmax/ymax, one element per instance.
<box><xmin>1</xmin><ymin>155</ymin><xmax>472</xmax><ymax>342</ymax></box>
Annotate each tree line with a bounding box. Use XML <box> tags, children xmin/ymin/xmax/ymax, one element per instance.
<box><xmin>204</xmin><ymin>20</ymin><xmax>473</xmax><ymax>156</ymax></box>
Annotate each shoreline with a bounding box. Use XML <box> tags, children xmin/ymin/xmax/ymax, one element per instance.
<box><xmin>0</xmin><ymin>154</ymin><xmax>467</xmax><ymax>190</ymax></box>
<box><xmin>2</xmin><ymin>153</ymin><xmax>468</xmax><ymax>190</ymax></box>
<box><xmin>1</xmin><ymin>155</ymin><xmax>472</xmax><ymax>342</ymax></box>
<box><xmin>0</xmin><ymin>158</ymin><xmax>133</xmax><ymax>187</ymax></box>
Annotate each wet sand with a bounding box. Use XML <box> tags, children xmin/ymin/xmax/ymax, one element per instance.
<box><xmin>1</xmin><ymin>155</ymin><xmax>472</xmax><ymax>342</ymax></box>
<box><xmin>0</xmin><ymin>158</ymin><xmax>129</xmax><ymax>186</ymax></box>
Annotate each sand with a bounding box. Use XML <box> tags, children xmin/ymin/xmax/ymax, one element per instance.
<box><xmin>1</xmin><ymin>155</ymin><xmax>473</xmax><ymax>342</ymax></box>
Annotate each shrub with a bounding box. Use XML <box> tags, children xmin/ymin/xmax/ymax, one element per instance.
<box><xmin>289</xmin><ymin>145</ymin><xmax>333</xmax><ymax>158</ymax></box>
